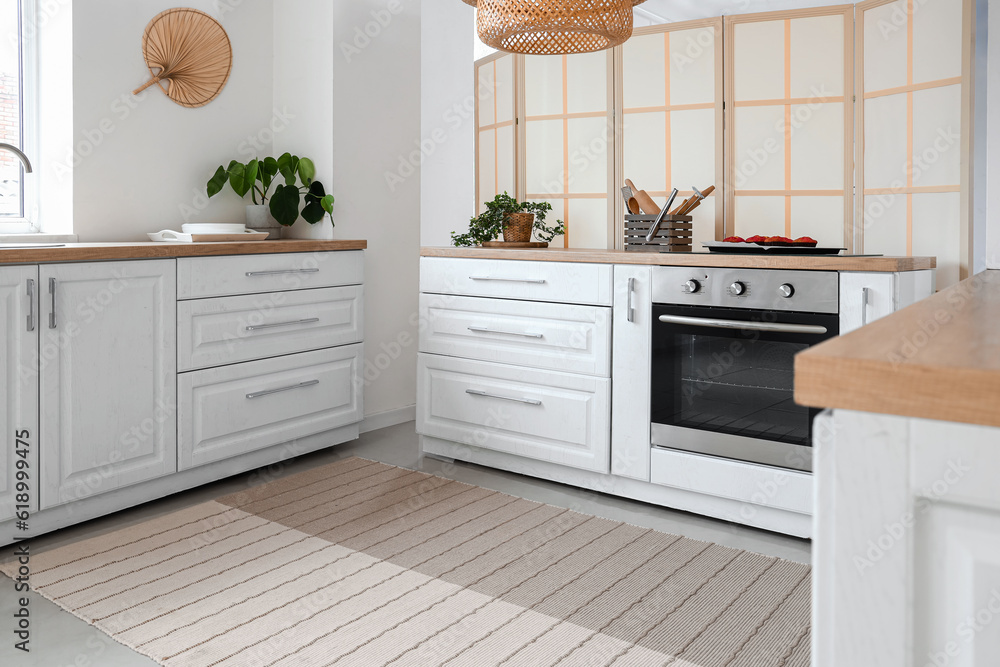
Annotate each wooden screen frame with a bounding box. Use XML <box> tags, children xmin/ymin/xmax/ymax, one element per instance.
<box><xmin>724</xmin><ymin>5</ymin><xmax>855</xmax><ymax>247</ymax></box>
<box><xmin>613</xmin><ymin>17</ymin><xmax>726</xmax><ymax>248</ymax></box>
<box><xmin>519</xmin><ymin>50</ymin><xmax>616</xmax><ymax>249</ymax></box>
<box><xmin>474</xmin><ymin>51</ymin><xmax>518</xmax><ymax>215</ymax></box>
<box><xmin>855</xmin><ymin>0</ymin><xmax>974</xmax><ymax>279</ymax></box>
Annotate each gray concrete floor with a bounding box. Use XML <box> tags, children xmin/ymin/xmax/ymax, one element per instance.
<box><xmin>0</xmin><ymin>421</ymin><xmax>810</xmax><ymax>666</ymax></box>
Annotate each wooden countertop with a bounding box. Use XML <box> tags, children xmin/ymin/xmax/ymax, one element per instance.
<box><xmin>796</xmin><ymin>270</ymin><xmax>1000</xmax><ymax>428</ymax></box>
<box><xmin>0</xmin><ymin>240</ymin><xmax>367</xmax><ymax>264</ymax></box>
<box><xmin>422</xmin><ymin>247</ymin><xmax>935</xmax><ymax>272</ymax></box>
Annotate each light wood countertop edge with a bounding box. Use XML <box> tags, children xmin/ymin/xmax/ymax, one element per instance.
<box><xmin>0</xmin><ymin>240</ymin><xmax>367</xmax><ymax>264</ymax></box>
<box><xmin>421</xmin><ymin>247</ymin><xmax>936</xmax><ymax>272</ymax></box>
<box><xmin>796</xmin><ymin>270</ymin><xmax>1000</xmax><ymax>428</ymax></box>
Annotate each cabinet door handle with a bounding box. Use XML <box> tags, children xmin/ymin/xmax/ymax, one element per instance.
<box><xmin>465</xmin><ymin>389</ymin><xmax>542</xmax><ymax>406</ymax></box>
<box><xmin>467</xmin><ymin>325</ymin><xmax>543</xmax><ymax>339</ymax></box>
<box><xmin>48</xmin><ymin>278</ymin><xmax>57</xmax><ymax>329</ymax></box>
<box><xmin>861</xmin><ymin>287</ymin><xmax>871</xmax><ymax>326</ymax></box>
<box><xmin>469</xmin><ymin>276</ymin><xmax>547</xmax><ymax>284</ymax></box>
<box><xmin>26</xmin><ymin>279</ymin><xmax>35</xmax><ymax>332</ymax></box>
<box><xmin>245</xmin><ymin>269</ymin><xmax>320</xmax><ymax>277</ymax></box>
<box><xmin>246</xmin><ymin>318</ymin><xmax>320</xmax><ymax>332</ymax></box>
<box><xmin>246</xmin><ymin>379</ymin><xmax>319</xmax><ymax>400</ymax></box>
<box><xmin>627</xmin><ymin>277</ymin><xmax>636</xmax><ymax>323</ymax></box>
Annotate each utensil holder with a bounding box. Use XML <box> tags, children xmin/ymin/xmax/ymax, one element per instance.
<box><xmin>625</xmin><ymin>214</ymin><xmax>694</xmax><ymax>252</ymax></box>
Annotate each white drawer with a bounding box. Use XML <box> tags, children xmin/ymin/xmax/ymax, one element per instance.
<box><xmin>178</xmin><ymin>286</ymin><xmax>363</xmax><ymax>371</ymax></box>
<box><xmin>419</xmin><ymin>294</ymin><xmax>611</xmax><ymax>376</ymax></box>
<box><xmin>417</xmin><ymin>353</ymin><xmax>610</xmax><ymax>473</ymax></box>
<box><xmin>178</xmin><ymin>346</ymin><xmax>363</xmax><ymax>470</ymax></box>
<box><xmin>178</xmin><ymin>250</ymin><xmax>364</xmax><ymax>299</ymax></box>
<box><xmin>420</xmin><ymin>257</ymin><xmax>613</xmax><ymax>306</ymax></box>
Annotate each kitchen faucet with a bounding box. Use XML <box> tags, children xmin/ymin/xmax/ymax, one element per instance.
<box><xmin>0</xmin><ymin>143</ymin><xmax>33</xmax><ymax>173</ymax></box>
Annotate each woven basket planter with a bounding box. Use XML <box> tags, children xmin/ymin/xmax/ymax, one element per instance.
<box><xmin>477</xmin><ymin>0</ymin><xmax>635</xmax><ymax>55</ymax></box>
<box><xmin>503</xmin><ymin>212</ymin><xmax>534</xmax><ymax>243</ymax></box>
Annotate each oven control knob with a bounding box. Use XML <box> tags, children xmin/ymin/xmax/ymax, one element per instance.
<box><xmin>778</xmin><ymin>284</ymin><xmax>795</xmax><ymax>298</ymax></box>
<box><xmin>682</xmin><ymin>280</ymin><xmax>701</xmax><ymax>294</ymax></box>
<box><xmin>730</xmin><ymin>281</ymin><xmax>746</xmax><ymax>296</ymax></box>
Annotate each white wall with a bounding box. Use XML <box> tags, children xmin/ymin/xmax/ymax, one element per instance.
<box><xmin>989</xmin><ymin>0</ymin><xmax>1000</xmax><ymax>269</ymax></box>
<box><xmin>329</xmin><ymin>0</ymin><xmax>422</xmax><ymax>420</ymax></box>
<box><xmin>70</xmin><ymin>0</ymin><xmax>276</xmax><ymax>241</ymax></box>
<box><xmin>420</xmin><ymin>2</ymin><xmax>476</xmax><ymax>247</ymax></box>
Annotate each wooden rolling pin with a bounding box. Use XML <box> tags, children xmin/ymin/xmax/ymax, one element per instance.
<box><xmin>625</xmin><ymin>179</ymin><xmax>662</xmax><ymax>215</ymax></box>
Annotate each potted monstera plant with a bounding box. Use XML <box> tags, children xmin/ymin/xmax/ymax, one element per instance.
<box><xmin>207</xmin><ymin>152</ymin><xmax>335</xmax><ymax>238</ymax></box>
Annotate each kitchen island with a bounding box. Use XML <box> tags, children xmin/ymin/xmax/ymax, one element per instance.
<box><xmin>418</xmin><ymin>247</ymin><xmax>936</xmax><ymax>537</ymax></box>
<box><xmin>796</xmin><ymin>269</ymin><xmax>1000</xmax><ymax>667</ymax></box>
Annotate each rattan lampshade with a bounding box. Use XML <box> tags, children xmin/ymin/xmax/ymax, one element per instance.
<box><xmin>132</xmin><ymin>8</ymin><xmax>233</xmax><ymax>108</ymax></box>
<box><xmin>476</xmin><ymin>0</ymin><xmax>640</xmax><ymax>55</ymax></box>
<box><xmin>462</xmin><ymin>0</ymin><xmax>647</xmax><ymax>6</ymax></box>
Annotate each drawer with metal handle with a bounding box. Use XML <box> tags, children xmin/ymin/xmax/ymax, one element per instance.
<box><xmin>177</xmin><ymin>250</ymin><xmax>364</xmax><ymax>299</ymax></box>
<box><xmin>418</xmin><ymin>293</ymin><xmax>611</xmax><ymax>376</ymax></box>
<box><xmin>178</xmin><ymin>285</ymin><xmax>363</xmax><ymax>371</ymax></box>
<box><xmin>420</xmin><ymin>257</ymin><xmax>613</xmax><ymax>306</ymax></box>
<box><xmin>416</xmin><ymin>353</ymin><xmax>610</xmax><ymax>473</ymax></box>
<box><xmin>178</xmin><ymin>345</ymin><xmax>363</xmax><ymax>470</ymax></box>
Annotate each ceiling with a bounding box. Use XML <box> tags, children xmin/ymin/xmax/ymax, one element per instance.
<box><xmin>636</xmin><ymin>0</ymin><xmax>838</xmax><ymax>24</ymax></box>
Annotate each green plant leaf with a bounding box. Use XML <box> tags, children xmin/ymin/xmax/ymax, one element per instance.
<box><xmin>297</xmin><ymin>158</ymin><xmax>316</xmax><ymax>185</ymax></box>
<box><xmin>277</xmin><ymin>153</ymin><xmax>300</xmax><ymax>185</ymax></box>
<box><xmin>301</xmin><ymin>181</ymin><xmax>327</xmax><ymax>224</ymax></box>
<box><xmin>269</xmin><ymin>183</ymin><xmax>301</xmax><ymax>226</ymax></box>
<box><xmin>321</xmin><ymin>194</ymin><xmax>335</xmax><ymax>215</ymax></box>
<box><xmin>228</xmin><ymin>159</ymin><xmax>258</xmax><ymax>198</ymax></box>
<box><xmin>207</xmin><ymin>166</ymin><xmax>227</xmax><ymax>198</ymax></box>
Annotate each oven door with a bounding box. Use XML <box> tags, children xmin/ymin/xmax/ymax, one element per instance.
<box><xmin>651</xmin><ymin>304</ymin><xmax>839</xmax><ymax>472</ymax></box>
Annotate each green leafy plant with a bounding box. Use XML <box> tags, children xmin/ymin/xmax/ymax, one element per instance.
<box><xmin>451</xmin><ymin>192</ymin><xmax>564</xmax><ymax>247</ymax></box>
<box><xmin>207</xmin><ymin>152</ymin><xmax>335</xmax><ymax>227</ymax></box>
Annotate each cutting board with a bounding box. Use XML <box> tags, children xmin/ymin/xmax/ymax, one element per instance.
<box><xmin>148</xmin><ymin>230</ymin><xmax>270</xmax><ymax>243</ymax></box>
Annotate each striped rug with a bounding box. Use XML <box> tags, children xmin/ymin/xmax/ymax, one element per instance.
<box><xmin>1</xmin><ymin>457</ymin><xmax>811</xmax><ymax>666</ymax></box>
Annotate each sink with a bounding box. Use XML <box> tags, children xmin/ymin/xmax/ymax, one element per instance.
<box><xmin>0</xmin><ymin>244</ymin><xmax>66</xmax><ymax>249</ymax></box>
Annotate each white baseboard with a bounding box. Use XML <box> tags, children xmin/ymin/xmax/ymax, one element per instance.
<box><xmin>361</xmin><ymin>405</ymin><xmax>416</xmax><ymax>434</ymax></box>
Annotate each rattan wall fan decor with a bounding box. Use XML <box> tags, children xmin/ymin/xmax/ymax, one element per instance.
<box><xmin>132</xmin><ymin>8</ymin><xmax>233</xmax><ymax>108</ymax></box>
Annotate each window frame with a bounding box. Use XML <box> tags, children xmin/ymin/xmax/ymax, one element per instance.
<box><xmin>1</xmin><ymin>0</ymin><xmax>39</xmax><ymax>233</ymax></box>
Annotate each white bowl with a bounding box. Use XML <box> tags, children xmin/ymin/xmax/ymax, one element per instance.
<box><xmin>181</xmin><ymin>223</ymin><xmax>246</xmax><ymax>234</ymax></box>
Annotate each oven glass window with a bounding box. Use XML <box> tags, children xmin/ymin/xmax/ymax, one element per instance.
<box><xmin>652</xmin><ymin>330</ymin><xmax>812</xmax><ymax>447</ymax></box>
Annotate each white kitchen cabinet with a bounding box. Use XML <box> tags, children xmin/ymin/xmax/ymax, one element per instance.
<box><xmin>839</xmin><ymin>270</ymin><xmax>936</xmax><ymax>334</ymax></box>
<box><xmin>0</xmin><ymin>266</ymin><xmax>39</xmax><ymax>522</ymax></box>
<box><xmin>39</xmin><ymin>260</ymin><xmax>177</xmax><ymax>509</ymax></box>
<box><xmin>611</xmin><ymin>265</ymin><xmax>652</xmax><ymax>482</ymax></box>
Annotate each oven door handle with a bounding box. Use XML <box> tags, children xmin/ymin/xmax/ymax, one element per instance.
<box><xmin>657</xmin><ymin>314</ymin><xmax>828</xmax><ymax>335</ymax></box>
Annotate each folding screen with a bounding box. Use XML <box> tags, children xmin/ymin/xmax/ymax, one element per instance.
<box><xmin>523</xmin><ymin>52</ymin><xmax>614</xmax><ymax>248</ymax></box>
<box><xmin>725</xmin><ymin>7</ymin><xmax>854</xmax><ymax>247</ymax></box>
<box><xmin>620</xmin><ymin>18</ymin><xmax>725</xmax><ymax>250</ymax></box>
<box><xmin>857</xmin><ymin>0</ymin><xmax>971</xmax><ymax>287</ymax></box>
<box><xmin>475</xmin><ymin>52</ymin><xmax>516</xmax><ymax>214</ymax></box>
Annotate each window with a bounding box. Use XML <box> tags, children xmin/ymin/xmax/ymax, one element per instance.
<box><xmin>473</xmin><ymin>0</ymin><xmax>972</xmax><ymax>285</ymax></box>
<box><xmin>1</xmin><ymin>0</ymin><xmax>36</xmax><ymax>232</ymax></box>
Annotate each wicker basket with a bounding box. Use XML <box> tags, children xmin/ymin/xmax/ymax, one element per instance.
<box><xmin>503</xmin><ymin>213</ymin><xmax>534</xmax><ymax>243</ymax></box>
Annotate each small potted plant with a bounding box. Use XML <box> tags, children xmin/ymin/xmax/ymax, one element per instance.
<box><xmin>451</xmin><ymin>192</ymin><xmax>564</xmax><ymax>247</ymax></box>
<box><xmin>207</xmin><ymin>152</ymin><xmax>335</xmax><ymax>239</ymax></box>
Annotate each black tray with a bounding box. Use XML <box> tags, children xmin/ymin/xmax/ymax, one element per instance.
<box><xmin>703</xmin><ymin>242</ymin><xmax>846</xmax><ymax>255</ymax></box>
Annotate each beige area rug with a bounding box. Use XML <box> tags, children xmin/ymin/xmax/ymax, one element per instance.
<box><xmin>1</xmin><ymin>457</ymin><xmax>811</xmax><ymax>666</ymax></box>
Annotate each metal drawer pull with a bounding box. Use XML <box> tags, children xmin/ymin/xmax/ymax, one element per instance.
<box><xmin>658</xmin><ymin>314</ymin><xmax>828</xmax><ymax>335</ymax></box>
<box><xmin>26</xmin><ymin>279</ymin><xmax>35</xmax><ymax>332</ymax></box>
<box><xmin>465</xmin><ymin>389</ymin><xmax>542</xmax><ymax>406</ymax></box>
<box><xmin>247</xmin><ymin>379</ymin><xmax>319</xmax><ymax>400</ymax></box>
<box><xmin>467</xmin><ymin>326</ymin><xmax>543</xmax><ymax>339</ymax></box>
<box><xmin>245</xmin><ymin>268</ymin><xmax>320</xmax><ymax>277</ymax></box>
<box><xmin>48</xmin><ymin>278</ymin><xmax>57</xmax><ymax>329</ymax></box>
<box><xmin>469</xmin><ymin>276</ymin><xmax>547</xmax><ymax>284</ymax></box>
<box><xmin>627</xmin><ymin>277</ymin><xmax>636</xmax><ymax>323</ymax></box>
<box><xmin>246</xmin><ymin>318</ymin><xmax>320</xmax><ymax>332</ymax></box>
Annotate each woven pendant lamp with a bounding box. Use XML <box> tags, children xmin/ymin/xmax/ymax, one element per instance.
<box><xmin>474</xmin><ymin>0</ymin><xmax>644</xmax><ymax>55</ymax></box>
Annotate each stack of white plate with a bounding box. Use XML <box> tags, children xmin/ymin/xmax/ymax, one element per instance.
<box><xmin>181</xmin><ymin>224</ymin><xmax>247</xmax><ymax>234</ymax></box>
<box><xmin>148</xmin><ymin>223</ymin><xmax>271</xmax><ymax>243</ymax></box>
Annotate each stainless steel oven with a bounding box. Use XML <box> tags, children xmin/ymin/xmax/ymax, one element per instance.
<box><xmin>651</xmin><ymin>267</ymin><xmax>839</xmax><ymax>472</ymax></box>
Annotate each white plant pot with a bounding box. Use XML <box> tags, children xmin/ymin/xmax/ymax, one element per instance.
<box><xmin>245</xmin><ymin>205</ymin><xmax>282</xmax><ymax>240</ymax></box>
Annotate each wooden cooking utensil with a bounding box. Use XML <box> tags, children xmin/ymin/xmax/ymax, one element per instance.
<box><xmin>674</xmin><ymin>185</ymin><xmax>716</xmax><ymax>215</ymax></box>
<box><xmin>625</xmin><ymin>179</ymin><xmax>662</xmax><ymax>215</ymax></box>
